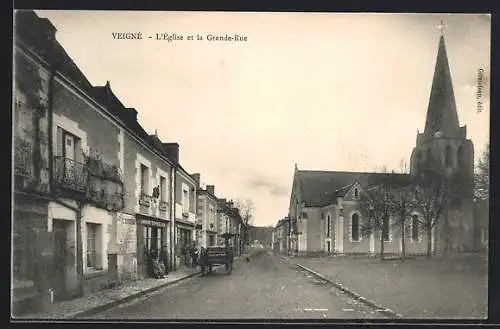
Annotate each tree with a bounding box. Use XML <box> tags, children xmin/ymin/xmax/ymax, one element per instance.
<box><xmin>391</xmin><ymin>185</ymin><xmax>414</xmax><ymax>261</ymax></box>
<box><xmin>234</xmin><ymin>199</ymin><xmax>255</xmax><ymax>253</ymax></box>
<box><xmin>474</xmin><ymin>143</ymin><xmax>489</xmax><ymax>201</ymax></box>
<box><xmin>235</xmin><ymin>199</ymin><xmax>255</xmax><ymax>226</ymax></box>
<box><xmin>411</xmin><ymin>157</ymin><xmax>460</xmax><ymax>258</ymax></box>
<box><xmin>360</xmin><ymin>173</ymin><xmax>396</xmax><ymax>260</ymax></box>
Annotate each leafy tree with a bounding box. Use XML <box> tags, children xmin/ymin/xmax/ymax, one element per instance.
<box><xmin>234</xmin><ymin>199</ymin><xmax>255</xmax><ymax>253</ymax></box>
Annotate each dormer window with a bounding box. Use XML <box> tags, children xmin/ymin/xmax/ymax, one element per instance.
<box><xmin>354</xmin><ymin>188</ymin><xmax>359</xmax><ymax>198</ymax></box>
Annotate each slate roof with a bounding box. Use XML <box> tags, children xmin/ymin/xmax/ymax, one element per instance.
<box><xmin>423</xmin><ymin>35</ymin><xmax>461</xmax><ymax>140</ymax></box>
<box><xmin>296</xmin><ymin>170</ymin><xmax>411</xmax><ymax>207</ymax></box>
<box><xmin>15</xmin><ymin>11</ymin><xmax>94</xmax><ymax>93</ymax></box>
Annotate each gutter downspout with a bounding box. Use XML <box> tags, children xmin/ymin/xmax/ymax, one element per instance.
<box><xmin>170</xmin><ymin>164</ymin><xmax>177</xmax><ymax>271</ymax></box>
<box><xmin>47</xmin><ymin>60</ymin><xmax>56</xmax><ymax>197</ymax></box>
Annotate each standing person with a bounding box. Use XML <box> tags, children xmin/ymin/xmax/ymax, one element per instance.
<box><xmin>161</xmin><ymin>244</ymin><xmax>169</xmax><ymax>275</ymax></box>
<box><xmin>191</xmin><ymin>242</ymin><xmax>199</xmax><ymax>268</ymax></box>
<box><xmin>184</xmin><ymin>243</ymin><xmax>190</xmax><ymax>267</ymax></box>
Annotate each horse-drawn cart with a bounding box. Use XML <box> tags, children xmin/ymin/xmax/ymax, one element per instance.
<box><xmin>200</xmin><ymin>245</ymin><xmax>234</xmax><ymax>275</ymax></box>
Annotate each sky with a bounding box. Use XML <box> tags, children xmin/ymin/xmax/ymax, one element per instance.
<box><xmin>32</xmin><ymin>11</ymin><xmax>491</xmax><ymax>227</ymax></box>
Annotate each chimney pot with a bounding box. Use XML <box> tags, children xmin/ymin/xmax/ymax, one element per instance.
<box><xmin>191</xmin><ymin>173</ymin><xmax>201</xmax><ymax>187</ymax></box>
<box><xmin>206</xmin><ymin>185</ymin><xmax>215</xmax><ymax>195</ymax></box>
<box><xmin>124</xmin><ymin>107</ymin><xmax>138</xmax><ymax>122</ymax></box>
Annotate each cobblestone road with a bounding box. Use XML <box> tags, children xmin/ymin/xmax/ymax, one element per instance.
<box><xmin>84</xmin><ymin>252</ymin><xmax>386</xmax><ymax>319</ymax></box>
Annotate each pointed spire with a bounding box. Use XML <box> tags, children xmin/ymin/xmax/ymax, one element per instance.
<box><xmin>155</xmin><ymin>129</ymin><xmax>158</xmax><ymax>137</ymax></box>
<box><xmin>423</xmin><ymin>24</ymin><xmax>460</xmax><ymax>140</ymax></box>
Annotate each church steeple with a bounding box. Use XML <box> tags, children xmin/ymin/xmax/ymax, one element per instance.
<box><xmin>423</xmin><ymin>30</ymin><xmax>461</xmax><ymax>140</ymax></box>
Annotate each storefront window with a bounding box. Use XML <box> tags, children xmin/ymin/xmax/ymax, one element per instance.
<box><xmin>144</xmin><ymin>226</ymin><xmax>164</xmax><ymax>259</ymax></box>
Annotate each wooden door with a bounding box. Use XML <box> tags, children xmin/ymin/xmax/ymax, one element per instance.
<box><xmin>52</xmin><ymin>220</ymin><xmax>67</xmax><ymax>300</ymax></box>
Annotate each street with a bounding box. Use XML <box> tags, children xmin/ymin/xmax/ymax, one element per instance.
<box><xmin>83</xmin><ymin>251</ymin><xmax>386</xmax><ymax>319</ymax></box>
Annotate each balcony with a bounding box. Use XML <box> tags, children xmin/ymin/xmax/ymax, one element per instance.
<box><xmin>53</xmin><ymin>156</ymin><xmax>89</xmax><ymax>194</ymax></box>
<box><xmin>139</xmin><ymin>192</ymin><xmax>151</xmax><ymax>207</ymax></box>
<box><xmin>86</xmin><ymin>156</ymin><xmax>122</xmax><ymax>184</ymax></box>
<box><xmin>14</xmin><ymin>137</ymin><xmax>33</xmax><ymax>179</ymax></box>
<box><xmin>159</xmin><ymin>200</ymin><xmax>168</xmax><ymax>211</ymax></box>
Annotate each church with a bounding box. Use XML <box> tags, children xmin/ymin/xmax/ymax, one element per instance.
<box><xmin>287</xmin><ymin>29</ymin><xmax>476</xmax><ymax>257</ymax></box>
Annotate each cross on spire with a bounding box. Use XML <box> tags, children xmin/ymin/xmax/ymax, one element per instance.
<box><xmin>437</xmin><ymin>20</ymin><xmax>446</xmax><ymax>35</ymax></box>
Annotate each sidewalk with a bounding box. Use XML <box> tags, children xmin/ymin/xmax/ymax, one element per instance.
<box><xmin>283</xmin><ymin>254</ymin><xmax>488</xmax><ymax>319</ymax></box>
<box><xmin>15</xmin><ymin>267</ymin><xmax>200</xmax><ymax>320</ymax></box>
<box><xmin>15</xmin><ymin>254</ymin><xmax>248</xmax><ymax>320</ymax></box>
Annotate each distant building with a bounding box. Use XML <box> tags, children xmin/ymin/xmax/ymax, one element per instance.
<box><xmin>195</xmin><ymin>177</ymin><xmax>219</xmax><ymax>248</ymax></box>
<box><xmin>272</xmin><ymin>218</ymin><xmax>290</xmax><ymax>255</ymax></box>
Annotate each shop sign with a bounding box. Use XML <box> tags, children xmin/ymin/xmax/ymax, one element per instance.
<box><xmin>140</xmin><ymin>219</ymin><xmax>166</xmax><ymax>228</ymax></box>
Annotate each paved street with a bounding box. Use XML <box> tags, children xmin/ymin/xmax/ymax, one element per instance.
<box><xmin>83</xmin><ymin>251</ymin><xmax>385</xmax><ymax>319</ymax></box>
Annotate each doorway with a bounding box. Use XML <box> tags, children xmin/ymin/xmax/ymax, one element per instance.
<box><xmin>52</xmin><ymin>219</ymin><xmax>69</xmax><ymax>301</ymax></box>
<box><xmin>327</xmin><ymin>240</ymin><xmax>331</xmax><ymax>254</ymax></box>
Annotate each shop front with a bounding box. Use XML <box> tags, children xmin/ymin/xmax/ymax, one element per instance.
<box><xmin>175</xmin><ymin>220</ymin><xmax>195</xmax><ymax>269</ymax></box>
<box><xmin>136</xmin><ymin>214</ymin><xmax>169</xmax><ymax>279</ymax></box>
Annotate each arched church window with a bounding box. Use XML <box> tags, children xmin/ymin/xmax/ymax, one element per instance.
<box><xmin>351</xmin><ymin>213</ymin><xmax>360</xmax><ymax>242</ymax></box>
<box><xmin>457</xmin><ymin>145</ymin><xmax>465</xmax><ymax>169</ymax></box>
<box><xmin>445</xmin><ymin>145</ymin><xmax>452</xmax><ymax>168</ymax></box>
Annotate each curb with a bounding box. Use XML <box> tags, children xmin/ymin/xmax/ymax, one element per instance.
<box><xmin>295</xmin><ymin>264</ymin><xmax>403</xmax><ymax>319</ymax></box>
<box><xmin>69</xmin><ymin>270</ymin><xmax>203</xmax><ymax>318</ymax></box>
<box><xmin>280</xmin><ymin>255</ymin><xmax>291</xmax><ymax>263</ymax></box>
<box><xmin>69</xmin><ymin>258</ymin><xmax>246</xmax><ymax>319</ymax></box>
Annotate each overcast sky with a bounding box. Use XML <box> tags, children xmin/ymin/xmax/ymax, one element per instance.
<box><xmin>33</xmin><ymin>11</ymin><xmax>490</xmax><ymax>227</ymax></box>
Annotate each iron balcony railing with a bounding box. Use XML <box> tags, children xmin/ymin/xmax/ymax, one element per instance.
<box><xmin>139</xmin><ymin>192</ymin><xmax>152</xmax><ymax>207</ymax></box>
<box><xmin>159</xmin><ymin>200</ymin><xmax>168</xmax><ymax>211</ymax></box>
<box><xmin>14</xmin><ymin>137</ymin><xmax>33</xmax><ymax>179</ymax></box>
<box><xmin>53</xmin><ymin>156</ymin><xmax>89</xmax><ymax>193</ymax></box>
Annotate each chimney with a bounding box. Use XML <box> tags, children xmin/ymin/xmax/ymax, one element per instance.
<box><xmin>191</xmin><ymin>173</ymin><xmax>201</xmax><ymax>187</ymax></box>
<box><xmin>206</xmin><ymin>185</ymin><xmax>215</xmax><ymax>195</ymax></box>
<box><xmin>39</xmin><ymin>17</ymin><xmax>57</xmax><ymax>41</ymax></box>
<box><xmin>15</xmin><ymin>11</ymin><xmax>57</xmax><ymax>60</ymax></box>
<box><xmin>124</xmin><ymin>107</ymin><xmax>138</xmax><ymax>122</ymax></box>
<box><xmin>162</xmin><ymin>143</ymin><xmax>179</xmax><ymax>164</ymax></box>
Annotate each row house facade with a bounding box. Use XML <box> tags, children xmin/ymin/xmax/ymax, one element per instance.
<box><xmin>91</xmin><ymin>82</ymin><xmax>178</xmax><ymax>279</ymax></box>
<box><xmin>173</xmin><ymin>167</ymin><xmax>197</xmax><ymax>269</ymax></box>
<box><xmin>13</xmin><ymin>11</ymin><xmax>128</xmax><ymax>314</ymax></box>
<box><xmin>272</xmin><ymin>217</ymin><xmax>290</xmax><ymax>255</ymax></box>
<box><xmin>216</xmin><ymin>199</ymin><xmax>245</xmax><ymax>256</ymax></box>
<box><xmin>194</xmin><ymin>179</ymin><xmax>219</xmax><ymax>248</ymax></box>
<box><xmin>12</xmin><ymin>11</ymin><xmax>250</xmax><ymax>316</ymax></box>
